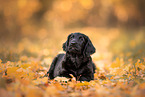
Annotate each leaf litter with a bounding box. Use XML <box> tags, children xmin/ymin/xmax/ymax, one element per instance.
<box><xmin>0</xmin><ymin>30</ymin><xmax>145</xmax><ymax>97</ymax></box>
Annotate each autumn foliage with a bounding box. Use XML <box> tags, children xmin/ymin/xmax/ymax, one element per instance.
<box><xmin>0</xmin><ymin>30</ymin><xmax>145</xmax><ymax>97</ymax></box>
<box><xmin>0</xmin><ymin>0</ymin><xmax>145</xmax><ymax>97</ymax></box>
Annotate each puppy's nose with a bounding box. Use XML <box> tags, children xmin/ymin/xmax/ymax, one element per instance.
<box><xmin>71</xmin><ymin>41</ymin><xmax>77</xmax><ymax>46</ymax></box>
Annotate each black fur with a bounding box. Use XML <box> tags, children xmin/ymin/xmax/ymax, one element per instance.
<box><xmin>47</xmin><ymin>33</ymin><xmax>96</xmax><ymax>81</ymax></box>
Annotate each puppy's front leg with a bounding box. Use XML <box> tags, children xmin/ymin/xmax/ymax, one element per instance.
<box><xmin>59</xmin><ymin>55</ymin><xmax>72</xmax><ymax>78</ymax></box>
<box><xmin>79</xmin><ymin>74</ymin><xmax>93</xmax><ymax>82</ymax></box>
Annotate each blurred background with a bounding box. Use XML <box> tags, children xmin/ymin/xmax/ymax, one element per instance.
<box><xmin>0</xmin><ymin>0</ymin><xmax>145</xmax><ymax>68</ymax></box>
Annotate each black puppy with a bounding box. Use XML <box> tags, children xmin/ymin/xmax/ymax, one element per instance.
<box><xmin>47</xmin><ymin>32</ymin><xmax>96</xmax><ymax>81</ymax></box>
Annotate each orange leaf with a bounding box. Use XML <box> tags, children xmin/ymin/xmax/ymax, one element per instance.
<box><xmin>111</xmin><ymin>57</ymin><xmax>121</xmax><ymax>68</ymax></box>
<box><xmin>21</xmin><ymin>64</ymin><xmax>30</xmax><ymax>69</ymax></box>
<box><xmin>76</xmin><ymin>81</ymin><xmax>90</xmax><ymax>86</ymax></box>
<box><xmin>7</xmin><ymin>67</ymin><xmax>19</xmax><ymax>77</ymax></box>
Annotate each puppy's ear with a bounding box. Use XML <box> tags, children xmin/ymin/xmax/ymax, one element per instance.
<box><xmin>63</xmin><ymin>42</ymin><xmax>67</xmax><ymax>51</ymax></box>
<box><xmin>62</xmin><ymin>33</ymin><xmax>73</xmax><ymax>52</ymax></box>
<box><xmin>83</xmin><ymin>36</ymin><xmax>95</xmax><ymax>56</ymax></box>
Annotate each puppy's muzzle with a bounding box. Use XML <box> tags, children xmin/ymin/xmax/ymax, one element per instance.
<box><xmin>70</xmin><ymin>41</ymin><xmax>77</xmax><ymax>47</ymax></box>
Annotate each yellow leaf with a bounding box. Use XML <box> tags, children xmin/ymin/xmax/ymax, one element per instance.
<box><xmin>137</xmin><ymin>63</ymin><xmax>145</xmax><ymax>70</ymax></box>
<box><xmin>7</xmin><ymin>67</ymin><xmax>19</xmax><ymax>77</ymax></box>
<box><xmin>69</xmin><ymin>74</ymin><xmax>76</xmax><ymax>82</ymax></box>
<box><xmin>101</xmin><ymin>79</ymin><xmax>111</xmax><ymax>85</ymax></box>
<box><xmin>76</xmin><ymin>81</ymin><xmax>90</xmax><ymax>86</ymax></box>
<box><xmin>115</xmin><ymin>68</ymin><xmax>126</xmax><ymax>75</ymax></box>
<box><xmin>89</xmin><ymin>81</ymin><xmax>96</xmax><ymax>86</ymax></box>
<box><xmin>52</xmin><ymin>82</ymin><xmax>65</xmax><ymax>91</ymax></box>
<box><xmin>21</xmin><ymin>64</ymin><xmax>30</xmax><ymax>69</ymax></box>
<box><xmin>110</xmin><ymin>76</ymin><xmax>114</xmax><ymax>80</ymax></box>
<box><xmin>41</xmin><ymin>77</ymin><xmax>48</xmax><ymax>83</ymax></box>
<box><xmin>111</xmin><ymin>57</ymin><xmax>121</xmax><ymax>68</ymax></box>
<box><xmin>68</xmin><ymin>81</ymin><xmax>75</xmax><ymax>88</ymax></box>
<box><xmin>28</xmin><ymin>72</ymin><xmax>35</xmax><ymax>79</ymax></box>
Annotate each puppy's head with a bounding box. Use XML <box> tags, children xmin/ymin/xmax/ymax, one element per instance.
<box><xmin>63</xmin><ymin>32</ymin><xmax>95</xmax><ymax>56</ymax></box>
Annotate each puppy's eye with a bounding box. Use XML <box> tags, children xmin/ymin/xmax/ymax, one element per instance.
<box><xmin>79</xmin><ymin>36</ymin><xmax>84</xmax><ymax>41</ymax></box>
<box><xmin>70</xmin><ymin>35</ymin><xmax>74</xmax><ymax>40</ymax></box>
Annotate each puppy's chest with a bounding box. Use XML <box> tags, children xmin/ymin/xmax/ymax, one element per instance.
<box><xmin>63</xmin><ymin>58</ymin><xmax>88</xmax><ymax>76</ymax></box>
<box><xmin>62</xmin><ymin>56</ymin><xmax>89</xmax><ymax>77</ymax></box>
<box><xmin>67</xmin><ymin>57</ymin><xmax>83</xmax><ymax>68</ymax></box>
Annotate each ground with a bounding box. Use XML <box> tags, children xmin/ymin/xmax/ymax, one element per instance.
<box><xmin>0</xmin><ymin>28</ymin><xmax>145</xmax><ymax>97</ymax></box>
